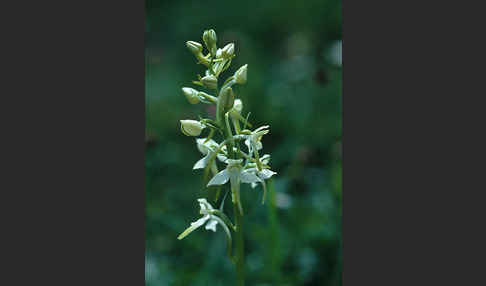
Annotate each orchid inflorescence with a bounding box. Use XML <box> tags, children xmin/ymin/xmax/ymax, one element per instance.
<box><xmin>177</xmin><ymin>29</ymin><xmax>276</xmax><ymax>261</ymax></box>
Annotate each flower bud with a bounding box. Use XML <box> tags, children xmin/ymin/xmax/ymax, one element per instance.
<box><xmin>219</xmin><ymin>87</ymin><xmax>235</xmax><ymax>111</ymax></box>
<box><xmin>201</xmin><ymin>75</ymin><xmax>218</xmax><ymax>89</ymax></box>
<box><xmin>182</xmin><ymin>87</ymin><xmax>200</xmax><ymax>104</ymax></box>
<box><xmin>216</xmin><ymin>48</ymin><xmax>223</xmax><ymax>58</ymax></box>
<box><xmin>221</xmin><ymin>43</ymin><xmax>235</xmax><ymax>58</ymax></box>
<box><xmin>186</xmin><ymin>41</ymin><xmax>203</xmax><ymax>55</ymax></box>
<box><xmin>203</xmin><ymin>29</ymin><xmax>217</xmax><ymax>56</ymax></box>
<box><xmin>180</xmin><ymin>120</ymin><xmax>205</xmax><ymax>136</ymax></box>
<box><xmin>234</xmin><ymin>64</ymin><xmax>247</xmax><ymax>84</ymax></box>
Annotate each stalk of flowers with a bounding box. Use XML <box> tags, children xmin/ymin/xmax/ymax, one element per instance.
<box><xmin>177</xmin><ymin>29</ymin><xmax>276</xmax><ymax>286</ymax></box>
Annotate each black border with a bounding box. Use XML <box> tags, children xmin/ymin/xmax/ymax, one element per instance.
<box><xmin>3</xmin><ymin>0</ymin><xmax>145</xmax><ymax>284</ymax></box>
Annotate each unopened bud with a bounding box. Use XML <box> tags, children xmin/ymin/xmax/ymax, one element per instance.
<box><xmin>186</xmin><ymin>41</ymin><xmax>203</xmax><ymax>55</ymax></box>
<box><xmin>221</xmin><ymin>43</ymin><xmax>235</xmax><ymax>58</ymax></box>
<box><xmin>201</xmin><ymin>75</ymin><xmax>218</xmax><ymax>89</ymax></box>
<box><xmin>180</xmin><ymin>120</ymin><xmax>205</xmax><ymax>136</ymax></box>
<box><xmin>182</xmin><ymin>87</ymin><xmax>200</xmax><ymax>104</ymax></box>
<box><xmin>234</xmin><ymin>64</ymin><xmax>247</xmax><ymax>84</ymax></box>
<box><xmin>203</xmin><ymin>29</ymin><xmax>217</xmax><ymax>56</ymax></box>
<box><xmin>216</xmin><ymin>48</ymin><xmax>223</xmax><ymax>58</ymax></box>
<box><xmin>219</xmin><ymin>87</ymin><xmax>235</xmax><ymax>111</ymax></box>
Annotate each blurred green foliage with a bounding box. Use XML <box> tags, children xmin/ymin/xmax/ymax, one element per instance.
<box><xmin>145</xmin><ymin>0</ymin><xmax>341</xmax><ymax>285</ymax></box>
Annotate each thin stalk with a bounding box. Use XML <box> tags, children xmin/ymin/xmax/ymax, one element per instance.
<box><xmin>233</xmin><ymin>198</ymin><xmax>245</xmax><ymax>286</ymax></box>
<box><xmin>216</xmin><ymin>90</ymin><xmax>235</xmax><ymax>159</ymax></box>
<box><xmin>214</xmin><ymin>61</ymin><xmax>245</xmax><ymax>286</ymax></box>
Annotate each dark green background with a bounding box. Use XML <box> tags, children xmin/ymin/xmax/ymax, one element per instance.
<box><xmin>146</xmin><ymin>1</ymin><xmax>342</xmax><ymax>285</ymax></box>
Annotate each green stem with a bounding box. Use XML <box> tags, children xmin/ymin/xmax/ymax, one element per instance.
<box><xmin>214</xmin><ymin>65</ymin><xmax>245</xmax><ymax>285</ymax></box>
<box><xmin>216</xmin><ymin>91</ymin><xmax>235</xmax><ymax>159</ymax></box>
<box><xmin>234</xmin><ymin>199</ymin><xmax>245</xmax><ymax>286</ymax></box>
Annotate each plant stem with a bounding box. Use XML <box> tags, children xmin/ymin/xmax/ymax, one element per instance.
<box><xmin>216</xmin><ymin>76</ymin><xmax>245</xmax><ymax>285</ymax></box>
<box><xmin>233</xmin><ymin>199</ymin><xmax>245</xmax><ymax>286</ymax></box>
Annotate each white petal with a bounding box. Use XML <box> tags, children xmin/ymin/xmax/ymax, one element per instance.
<box><xmin>205</xmin><ymin>219</ymin><xmax>218</xmax><ymax>232</ymax></box>
<box><xmin>260</xmin><ymin>154</ymin><xmax>271</xmax><ymax>164</ymax></box>
<box><xmin>191</xmin><ymin>215</ymin><xmax>210</xmax><ymax>227</ymax></box>
<box><xmin>258</xmin><ymin>169</ymin><xmax>277</xmax><ymax>179</ymax></box>
<box><xmin>196</xmin><ymin>138</ymin><xmax>207</xmax><ymax>154</ymax></box>
<box><xmin>240</xmin><ymin>170</ymin><xmax>262</xmax><ymax>184</ymax></box>
<box><xmin>217</xmin><ymin>154</ymin><xmax>228</xmax><ymax>163</ymax></box>
<box><xmin>177</xmin><ymin>215</ymin><xmax>210</xmax><ymax>240</ymax></box>
<box><xmin>245</xmin><ymin>167</ymin><xmax>258</xmax><ymax>173</ymax></box>
<box><xmin>254</xmin><ymin>125</ymin><xmax>269</xmax><ymax>132</ymax></box>
<box><xmin>196</xmin><ymin>138</ymin><xmax>218</xmax><ymax>154</ymax></box>
<box><xmin>207</xmin><ymin>169</ymin><xmax>230</xmax><ymax>186</ymax></box>
<box><xmin>193</xmin><ymin>153</ymin><xmax>211</xmax><ymax>169</ymax></box>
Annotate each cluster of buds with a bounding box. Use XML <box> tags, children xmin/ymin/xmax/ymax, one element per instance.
<box><xmin>178</xmin><ymin>29</ymin><xmax>276</xmax><ymax>257</ymax></box>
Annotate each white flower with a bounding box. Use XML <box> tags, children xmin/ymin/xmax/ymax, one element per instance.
<box><xmin>244</xmin><ymin>154</ymin><xmax>276</xmax><ymax>203</ymax></box>
<box><xmin>207</xmin><ymin>159</ymin><xmax>262</xmax><ymax>214</ymax></box>
<box><xmin>207</xmin><ymin>159</ymin><xmax>261</xmax><ymax>187</ymax></box>
<box><xmin>252</xmin><ymin>168</ymin><xmax>276</xmax><ymax>204</ymax></box>
<box><xmin>249</xmin><ymin>168</ymin><xmax>277</xmax><ymax>188</ymax></box>
<box><xmin>193</xmin><ymin>138</ymin><xmax>228</xmax><ymax>170</ymax></box>
<box><xmin>177</xmin><ymin>198</ymin><xmax>229</xmax><ymax>240</ymax></box>
<box><xmin>244</xmin><ymin>125</ymin><xmax>269</xmax><ymax>154</ymax></box>
<box><xmin>248</xmin><ymin>154</ymin><xmax>274</xmax><ymax>185</ymax></box>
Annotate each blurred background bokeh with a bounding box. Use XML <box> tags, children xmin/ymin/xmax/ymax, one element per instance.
<box><xmin>145</xmin><ymin>0</ymin><xmax>341</xmax><ymax>285</ymax></box>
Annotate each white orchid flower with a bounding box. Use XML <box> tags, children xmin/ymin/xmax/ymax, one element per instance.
<box><xmin>248</xmin><ymin>154</ymin><xmax>274</xmax><ymax>187</ymax></box>
<box><xmin>245</xmin><ymin>155</ymin><xmax>276</xmax><ymax>203</ymax></box>
<box><xmin>193</xmin><ymin>138</ymin><xmax>229</xmax><ymax>173</ymax></box>
<box><xmin>177</xmin><ymin>198</ymin><xmax>231</xmax><ymax>240</ymax></box>
<box><xmin>249</xmin><ymin>167</ymin><xmax>277</xmax><ymax>203</ymax></box>
<box><xmin>243</xmin><ymin>125</ymin><xmax>269</xmax><ymax>154</ymax></box>
<box><xmin>207</xmin><ymin>159</ymin><xmax>261</xmax><ymax>214</ymax></box>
